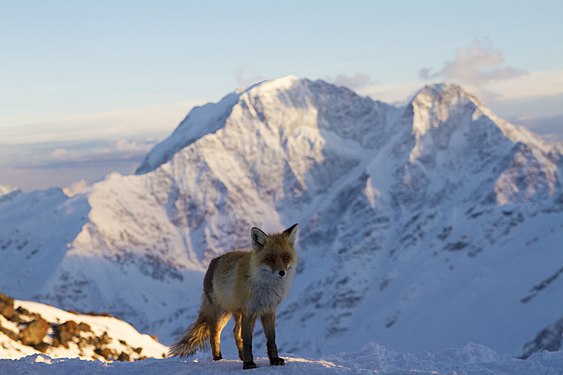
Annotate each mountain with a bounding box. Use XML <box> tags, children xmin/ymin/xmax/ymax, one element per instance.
<box><xmin>0</xmin><ymin>185</ymin><xmax>20</xmax><ymax>203</ymax></box>
<box><xmin>0</xmin><ymin>76</ymin><xmax>561</xmax><ymax>359</ymax></box>
<box><xmin>0</xmin><ymin>293</ymin><xmax>167</xmax><ymax>361</ymax></box>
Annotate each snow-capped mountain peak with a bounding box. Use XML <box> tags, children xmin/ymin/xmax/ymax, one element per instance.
<box><xmin>1</xmin><ymin>77</ymin><xmax>562</xmax><ymax>360</ymax></box>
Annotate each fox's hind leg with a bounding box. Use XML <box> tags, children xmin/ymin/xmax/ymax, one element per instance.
<box><xmin>209</xmin><ymin>312</ymin><xmax>230</xmax><ymax>360</ymax></box>
<box><xmin>233</xmin><ymin>312</ymin><xmax>243</xmax><ymax>360</ymax></box>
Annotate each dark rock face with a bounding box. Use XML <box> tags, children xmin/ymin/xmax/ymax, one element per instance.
<box><xmin>0</xmin><ymin>293</ymin><xmax>14</xmax><ymax>308</ymax></box>
<box><xmin>521</xmin><ymin>316</ymin><xmax>563</xmax><ymax>358</ymax></box>
<box><xmin>94</xmin><ymin>347</ymin><xmax>115</xmax><ymax>360</ymax></box>
<box><xmin>0</xmin><ymin>325</ymin><xmax>19</xmax><ymax>341</ymax></box>
<box><xmin>53</xmin><ymin>320</ymin><xmax>79</xmax><ymax>348</ymax></box>
<box><xmin>19</xmin><ymin>318</ymin><xmax>49</xmax><ymax>346</ymax></box>
<box><xmin>0</xmin><ymin>293</ymin><xmax>23</xmax><ymax>322</ymax></box>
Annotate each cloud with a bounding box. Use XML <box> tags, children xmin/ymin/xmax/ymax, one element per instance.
<box><xmin>2</xmin><ymin>139</ymin><xmax>157</xmax><ymax>171</ymax></box>
<box><xmin>0</xmin><ymin>99</ymin><xmax>202</xmax><ymax>191</ymax></box>
<box><xmin>510</xmin><ymin>114</ymin><xmax>563</xmax><ymax>142</ymax></box>
<box><xmin>0</xmin><ymin>100</ymin><xmax>201</xmax><ymax>145</ymax></box>
<box><xmin>420</xmin><ymin>39</ymin><xmax>528</xmax><ymax>84</ymax></box>
<box><xmin>0</xmin><ymin>139</ymin><xmax>159</xmax><ymax>191</ymax></box>
<box><xmin>50</xmin><ymin>148</ymin><xmax>70</xmax><ymax>159</ymax></box>
<box><xmin>63</xmin><ymin>179</ymin><xmax>89</xmax><ymax>197</ymax></box>
<box><xmin>357</xmin><ymin>81</ymin><xmax>422</xmax><ymax>106</ymax></box>
<box><xmin>331</xmin><ymin>73</ymin><xmax>374</xmax><ymax>90</ymax></box>
<box><xmin>236</xmin><ymin>66</ymin><xmax>267</xmax><ymax>89</ymax></box>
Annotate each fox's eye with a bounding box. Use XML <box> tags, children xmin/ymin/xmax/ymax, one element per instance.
<box><xmin>282</xmin><ymin>254</ymin><xmax>290</xmax><ymax>262</ymax></box>
<box><xmin>265</xmin><ymin>256</ymin><xmax>275</xmax><ymax>263</ymax></box>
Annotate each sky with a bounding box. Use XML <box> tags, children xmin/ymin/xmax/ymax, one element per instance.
<box><xmin>1</xmin><ymin>0</ymin><xmax>562</xmax><ymax>191</ymax></box>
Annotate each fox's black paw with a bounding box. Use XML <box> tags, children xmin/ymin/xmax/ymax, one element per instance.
<box><xmin>243</xmin><ymin>361</ymin><xmax>257</xmax><ymax>369</ymax></box>
<box><xmin>212</xmin><ymin>354</ymin><xmax>222</xmax><ymax>361</ymax></box>
<box><xmin>270</xmin><ymin>357</ymin><xmax>285</xmax><ymax>366</ymax></box>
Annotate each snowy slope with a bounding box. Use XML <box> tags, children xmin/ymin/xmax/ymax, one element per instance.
<box><xmin>0</xmin><ymin>185</ymin><xmax>18</xmax><ymax>196</ymax></box>
<box><xmin>0</xmin><ymin>76</ymin><xmax>562</xmax><ymax>360</ymax></box>
<box><xmin>0</xmin><ymin>185</ymin><xmax>20</xmax><ymax>203</ymax></box>
<box><xmin>1</xmin><ymin>343</ymin><xmax>563</xmax><ymax>375</ymax></box>
<box><xmin>0</xmin><ymin>293</ymin><xmax>167</xmax><ymax>361</ymax></box>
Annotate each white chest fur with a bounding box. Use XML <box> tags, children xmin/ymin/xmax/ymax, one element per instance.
<box><xmin>248</xmin><ymin>270</ymin><xmax>293</xmax><ymax>314</ymax></box>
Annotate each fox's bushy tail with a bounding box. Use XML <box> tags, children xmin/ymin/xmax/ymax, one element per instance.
<box><xmin>168</xmin><ymin>309</ymin><xmax>210</xmax><ymax>357</ymax></box>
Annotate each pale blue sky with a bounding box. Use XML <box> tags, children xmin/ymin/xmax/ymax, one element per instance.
<box><xmin>1</xmin><ymin>0</ymin><xmax>562</xmax><ymax>189</ymax></box>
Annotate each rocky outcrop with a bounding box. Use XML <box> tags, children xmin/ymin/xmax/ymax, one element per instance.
<box><xmin>521</xmin><ymin>316</ymin><xmax>563</xmax><ymax>358</ymax></box>
<box><xmin>0</xmin><ymin>293</ymin><xmax>23</xmax><ymax>322</ymax></box>
<box><xmin>0</xmin><ymin>293</ymin><xmax>166</xmax><ymax>361</ymax></box>
<box><xmin>19</xmin><ymin>318</ymin><xmax>49</xmax><ymax>346</ymax></box>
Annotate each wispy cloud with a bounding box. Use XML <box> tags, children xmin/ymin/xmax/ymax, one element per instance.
<box><xmin>330</xmin><ymin>73</ymin><xmax>375</xmax><ymax>90</ymax></box>
<box><xmin>0</xmin><ymin>99</ymin><xmax>203</xmax><ymax>190</ymax></box>
<box><xmin>19</xmin><ymin>139</ymin><xmax>156</xmax><ymax>169</ymax></box>
<box><xmin>512</xmin><ymin>114</ymin><xmax>563</xmax><ymax>142</ymax></box>
<box><xmin>0</xmin><ymin>139</ymin><xmax>158</xmax><ymax>191</ymax></box>
<box><xmin>0</xmin><ymin>100</ymin><xmax>200</xmax><ymax>145</ymax></box>
<box><xmin>420</xmin><ymin>39</ymin><xmax>528</xmax><ymax>84</ymax></box>
<box><xmin>236</xmin><ymin>66</ymin><xmax>267</xmax><ymax>89</ymax></box>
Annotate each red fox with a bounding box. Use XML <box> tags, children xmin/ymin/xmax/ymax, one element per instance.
<box><xmin>169</xmin><ymin>224</ymin><xmax>299</xmax><ymax>370</ymax></box>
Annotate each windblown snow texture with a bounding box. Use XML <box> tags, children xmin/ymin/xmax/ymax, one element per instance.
<box><xmin>1</xmin><ymin>342</ymin><xmax>563</xmax><ymax>375</ymax></box>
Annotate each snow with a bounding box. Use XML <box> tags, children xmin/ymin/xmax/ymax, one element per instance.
<box><xmin>0</xmin><ymin>185</ymin><xmax>18</xmax><ymax>196</ymax></box>
<box><xmin>1</xmin><ymin>343</ymin><xmax>562</xmax><ymax>374</ymax></box>
<box><xmin>0</xmin><ymin>184</ymin><xmax>21</xmax><ymax>203</ymax></box>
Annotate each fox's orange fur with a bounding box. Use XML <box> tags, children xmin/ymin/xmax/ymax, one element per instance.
<box><xmin>169</xmin><ymin>224</ymin><xmax>298</xmax><ymax>370</ymax></box>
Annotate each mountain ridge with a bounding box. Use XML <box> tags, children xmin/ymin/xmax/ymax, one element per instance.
<box><xmin>1</xmin><ymin>77</ymin><xmax>561</xmax><ymax>358</ymax></box>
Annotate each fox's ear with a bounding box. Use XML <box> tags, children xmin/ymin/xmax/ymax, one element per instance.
<box><xmin>251</xmin><ymin>227</ymin><xmax>267</xmax><ymax>251</ymax></box>
<box><xmin>283</xmin><ymin>223</ymin><xmax>299</xmax><ymax>246</ymax></box>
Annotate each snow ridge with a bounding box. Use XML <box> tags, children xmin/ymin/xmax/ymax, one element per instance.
<box><xmin>2</xmin><ymin>342</ymin><xmax>563</xmax><ymax>374</ymax></box>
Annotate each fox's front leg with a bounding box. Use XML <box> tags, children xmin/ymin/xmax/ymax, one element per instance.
<box><xmin>242</xmin><ymin>314</ymin><xmax>257</xmax><ymax>369</ymax></box>
<box><xmin>261</xmin><ymin>311</ymin><xmax>284</xmax><ymax>366</ymax></box>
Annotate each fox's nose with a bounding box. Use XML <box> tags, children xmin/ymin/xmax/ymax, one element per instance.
<box><xmin>278</xmin><ymin>270</ymin><xmax>286</xmax><ymax>278</ymax></box>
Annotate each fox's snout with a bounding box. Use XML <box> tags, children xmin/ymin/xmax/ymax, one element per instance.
<box><xmin>277</xmin><ymin>270</ymin><xmax>286</xmax><ymax>278</ymax></box>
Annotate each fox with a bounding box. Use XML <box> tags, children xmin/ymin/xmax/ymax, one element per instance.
<box><xmin>169</xmin><ymin>223</ymin><xmax>299</xmax><ymax>370</ymax></box>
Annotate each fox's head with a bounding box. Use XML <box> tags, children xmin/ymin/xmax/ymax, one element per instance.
<box><xmin>250</xmin><ymin>224</ymin><xmax>298</xmax><ymax>279</ymax></box>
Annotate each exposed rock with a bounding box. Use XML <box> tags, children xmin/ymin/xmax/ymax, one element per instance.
<box><xmin>0</xmin><ymin>325</ymin><xmax>19</xmax><ymax>341</ymax></box>
<box><xmin>53</xmin><ymin>320</ymin><xmax>78</xmax><ymax>348</ymax></box>
<box><xmin>99</xmin><ymin>331</ymin><xmax>111</xmax><ymax>346</ymax></box>
<box><xmin>0</xmin><ymin>293</ymin><xmax>24</xmax><ymax>322</ymax></box>
<box><xmin>94</xmin><ymin>347</ymin><xmax>117</xmax><ymax>361</ymax></box>
<box><xmin>521</xmin><ymin>316</ymin><xmax>563</xmax><ymax>358</ymax></box>
<box><xmin>0</xmin><ymin>293</ymin><xmax>14</xmax><ymax>308</ymax></box>
<box><xmin>19</xmin><ymin>318</ymin><xmax>49</xmax><ymax>346</ymax></box>
<box><xmin>77</xmin><ymin>322</ymin><xmax>91</xmax><ymax>332</ymax></box>
<box><xmin>0</xmin><ymin>304</ymin><xmax>19</xmax><ymax>321</ymax></box>
<box><xmin>118</xmin><ymin>351</ymin><xmax>130</xmax><ymax>362</ymax></box>
<box><xmin>15</xmin><ymin>306</ymin><xmax>30</xmax><ymax>316</ymax></box>
<box><xmin>34</xmin><ymin>342</ymin><xmax>49</xmax><ymax>353</ymax></box>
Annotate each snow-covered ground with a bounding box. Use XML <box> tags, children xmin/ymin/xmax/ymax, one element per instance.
<box><xmin>1</xmin><ymin>343</ymin><xmax>562</xmax><ymax>374</ymax></box>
